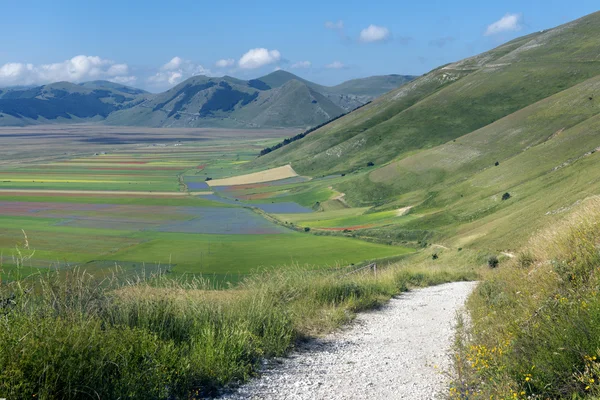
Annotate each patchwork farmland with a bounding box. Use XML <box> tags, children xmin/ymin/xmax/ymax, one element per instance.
<box><xmin>0</xmin><ymin>125</ymin><xmax>414</xmax><ymax>284</ymax></box>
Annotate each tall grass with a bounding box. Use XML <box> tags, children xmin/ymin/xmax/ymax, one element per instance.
<box><xmin>452</xmin><ymin>198</ymin><xmax>600</xmax><ymax>399</ymax></box>
<box><xmin>0</xmin><ymin>250</ymin><xmax>476</xmax><ymax>399</ymax></box>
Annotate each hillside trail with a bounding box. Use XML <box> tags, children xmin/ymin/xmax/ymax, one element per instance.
<box><xmin>218</xmin><ymin>281</ymin><xmax>477</xmax><ymax>400</ymax></box>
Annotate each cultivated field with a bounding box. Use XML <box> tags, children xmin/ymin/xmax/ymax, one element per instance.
<box><xmin>0</xmin><ymin>125</ymin><xmax>414</xmax><ymax>283</ymax></box>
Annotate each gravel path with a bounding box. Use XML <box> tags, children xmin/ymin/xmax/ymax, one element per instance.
<box><xmin>219</xmin><ymin>281</ymin><xmax>477</xmax><ymax>400</ymax></box>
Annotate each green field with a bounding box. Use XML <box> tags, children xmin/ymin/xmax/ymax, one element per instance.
<box><xmin>0</xmin><ymin>126</ymin><xmax>414</xmax><ymax>284</ymax></box>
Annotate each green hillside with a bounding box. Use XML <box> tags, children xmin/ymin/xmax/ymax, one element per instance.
<box><xmin>254</xmin><ymin>14</ymin><xmax>600</xmax><ymax>177</ymax></box>
<box><xmin>251</xmin><ymin>11</ymin><xmax>600</xmax><ymax>250</ymax></box>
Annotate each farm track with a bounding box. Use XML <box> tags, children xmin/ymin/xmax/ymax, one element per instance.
<box><xmin>219</xmin><ymin>281</ymin><xmax>477</xmax><ymax>400</ymax></box>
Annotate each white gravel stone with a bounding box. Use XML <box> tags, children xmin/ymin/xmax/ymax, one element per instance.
<box><xmin>217</xmin><ymin>281</ymin><xmax>477</xmax><ymax>400</ymax></box>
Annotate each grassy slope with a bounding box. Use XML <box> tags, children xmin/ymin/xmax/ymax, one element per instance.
<box><xmin>254</xmin><ymin>13</ymin><xmax>600</xmax><ymax>180</ymax></box>
<box><xmin>453</xmin><ymin>199</ymin><xmax>600</xmax><ymax>399</ymax></box>
<box><xmin>247</xmin><ymin>11</ymin><xmax>600</xmax><ymax>252</ymax></box>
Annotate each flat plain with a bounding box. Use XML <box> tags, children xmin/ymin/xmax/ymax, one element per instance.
<box><xmin>0</xmin><ymin>125</ymin><xmax>414</xmax><ymax>283</ymax></box>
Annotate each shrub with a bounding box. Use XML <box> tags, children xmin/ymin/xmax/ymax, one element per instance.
<box><xmin>516</xmin><ymin>251</ymin><xmax>535</xmax><ymax>268</ymax></box>
<box><xmin>304</xmin><ymin>227</ymin><xmax>311</xmax><ymax>232</ymax></box>
<box><xmin>367</xmin><ymin>161</ymin><xmax>375</xmax><ymax>167</ymax></box>
<box><xmin>501</xmin><ymin>192</ymin><xmax>511</xmax><ymax>201</ymax></box>
<box><xmin>487</xmin><ymin>255</ymin><xmax>499</xmax><ymax>268</ymax></box>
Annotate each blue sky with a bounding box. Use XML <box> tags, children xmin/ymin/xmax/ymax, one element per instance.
<box><xmin>0</xmin><ymin>0</ymin><xmax>598</xmax><ymax>91</ymax></box>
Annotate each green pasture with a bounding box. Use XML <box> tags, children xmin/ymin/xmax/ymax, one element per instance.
<box><xmin>0</xmin><ymin>212</ymin><xmax>414</xmax><ymax>283</ymax></box>
<box><xmin>276</xmin><ymin>208</ymin><xmax>419</xmax><ymax>229</ymax></box>
<box><xmin>107</xmin><ymin>231</ymin><xmax>414</xmax><ymax>277</ymax></box>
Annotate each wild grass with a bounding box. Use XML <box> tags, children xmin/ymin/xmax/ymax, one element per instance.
<box><xmin>452</xmin><ymin>198</ymin><xmax>600</xmax><ymax>399</ymax></box>
<box><xmin>0</xmin><ymin>246</ymin><xmax>477</xmax><ymax>399</ymax></box>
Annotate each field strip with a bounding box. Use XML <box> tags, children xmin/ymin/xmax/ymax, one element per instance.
<box><xmin>207</xmin><ymin>165</ymin><xmax>298</xmax><ymax>187</ymax></box>
<box><xmin>219</xmin><ymin>282</ymin><xmax>477</xmax><ymax>400</ymax></box>
<box><xmin>0</xmin><ymin>189</ymin><xmax>210</xmax><ymax>196</ymax></box>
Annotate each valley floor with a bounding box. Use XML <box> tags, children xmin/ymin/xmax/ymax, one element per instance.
<box><xmin>218</xmin><ymin>281</ymin><xmax>477</xmax><ymax>400</ymax></box>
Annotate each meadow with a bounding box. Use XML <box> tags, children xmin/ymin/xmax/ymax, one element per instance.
<box><xmin>0</xmin><ymin>125</ymin><xmax>415</xmax><ymax>284</ymax></box>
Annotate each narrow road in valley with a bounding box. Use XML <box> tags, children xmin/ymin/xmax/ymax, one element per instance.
<box><xmin>219</xmin><ymin>281</ymin><xmax>477</xmax><ymax>400</ymax></box>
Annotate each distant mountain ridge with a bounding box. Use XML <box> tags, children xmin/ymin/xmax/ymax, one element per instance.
<box><xmin>0</xmin><ymin>81</ymin><xmax>150</xmax><ymax>126</ymax></box>
<box><xmin>0</xmin><ymin>72</ymin><xmax>415</xmax><ymax>128</ymax></box>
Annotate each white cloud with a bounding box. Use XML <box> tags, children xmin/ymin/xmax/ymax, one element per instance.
<box><xmin>215</xmin><ymin>58</ymin><xmax>235</xmax><ymax>68</ymax></box>
<box><xmin>107</xmin><ymin>63</ymin><xmax>129</xmax><ymax>76</ymax></box>
<box><xmin>291</xmin><ymin>61</ymin><xmax>311</xmax><ymax>69</ymax></box>
<box><xmin>325</xmin><ymin>20</ymin><xmax>344</xmax><ymax>30</ymax></box>
<box><xmin>359</xmin><ymin>25</ymin><xmax>391</xmax><ymax>43</ymax></box>
<box><xmin>0</xmin><ymin>55</ymin><xmax>135</xmax><ymax>87</ymax></box>
<box><xmin>161</xmin><ymin>56</ymin><xmax>184</xmax><ymax>71</ymax></box>
<box><xmin>148</xmin><ymin>56</ymin><xmax>212</xmax><ymax>87</ymax></box>
<box><xmin>485</xmin><ymin>13</ymin><xmax>523</xmax><ymax>36</ymax></box>
<box><xmin>238</xmin><ymin>48</ymin><xmax>281</xmax><ymax>69</ymax></box>
<box><xmin>325</xmin><ymin>61</ymin><xmax>345</xmax><ymax>69</ymax></box>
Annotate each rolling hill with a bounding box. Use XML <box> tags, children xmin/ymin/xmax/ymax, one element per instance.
<box><xmin>0</xmin><ymin>72</ymin><xmax>414</xmax><ymax>128</ymax></box>
<box><xmin>252</xmin><ymin>11</ymin><xmax>600</xmax><ymax>249</ymax></box>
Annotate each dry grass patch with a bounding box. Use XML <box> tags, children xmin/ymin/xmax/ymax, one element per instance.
<box><xmin>207</xmin><ymin>165</ymin><xmax>298</xmax><ymax>187</ymax></box>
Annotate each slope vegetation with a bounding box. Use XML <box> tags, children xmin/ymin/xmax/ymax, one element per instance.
<box><xmin>252</xmin><ymin>11</ymin><xmax>600</xmax><ymax>251</ymax></box>
<box><xmin>255</xmin><ymin>13</ymin><xmax>600</xmax><ymax>177</ymax></box>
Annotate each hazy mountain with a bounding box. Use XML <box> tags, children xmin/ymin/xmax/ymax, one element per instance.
<box><xmin>0</xmin><ymin>73</ymin><xmax>414</xmax><ymax>128</ymax></box>
<box><xmin>104</xmin><ymin>75</ymin><xmax>345</xmax><ymax>128</ymax></box>
<box><xmin>256</xmin><ymin>70</ymin><xmax>414</xmax><ymax>110</ymax></box>
<box><xmin>0</xmin><ymin>81</ymin><xmax>149</xmax><ymax>126</ymax></box>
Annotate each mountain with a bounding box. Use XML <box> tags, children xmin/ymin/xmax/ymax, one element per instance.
<box><xmin>0</xmin><ymin>81</ymin><xmax>149</xmax><ymax>126</ymax></box>
<box><xmin>252</xmin><ymin>11</ymin><xmax>600</xmax><ymax>248</ymax></box>
<box><xmin>105</xmin><ymin>72</ymin><xmax>414</xmax><ymax>128</ymax></box>
<box><xmin>104</xmin><ymin>74</ymin><xmax>347</xmax><ymax>128</ymax></box>
<box><xmin>78</xmin><ymin>80</ymin><xmax>149</xmax><ymax>95</ymax></box>
<box><xmin>0</xmin><ymin>73</ymin><xmax>414</xmax><ymax>128</ymax></box>
<box><xmin>255</xmin><ymin>70</ymin><xmax>414</xmax><ymax>110</ymax></box>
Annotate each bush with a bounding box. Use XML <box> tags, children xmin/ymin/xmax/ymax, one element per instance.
<box><xmin>304</xmin><ymin>227</ymin><xmax>311</xmax><ymax>232</ymax></box>
<box><xmin>487</xmin><ymin>255</ymin><xmax>499</xmax><ymax>268</ymax></box>
<box><xmin>502</xmin><ymin>192</ymin><xmax>511</xmax><ymax>201</ymax></box>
